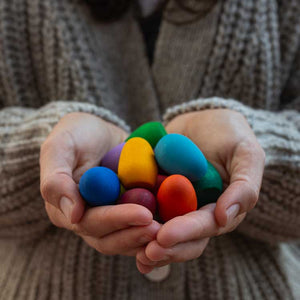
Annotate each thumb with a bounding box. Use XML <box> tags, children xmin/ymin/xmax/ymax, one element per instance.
<box><xmin>40</xmin><ymin>131</ymin><xmax>85</xmax><ymax>224</ymax></box>
<box><xmin>214</xmin><ymin>139</ymin><xmax>265</xmax><ymax>227</ymax></box>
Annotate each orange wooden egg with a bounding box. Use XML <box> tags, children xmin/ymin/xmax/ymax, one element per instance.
<box><xmin>118</xmin><ymin>137</ymin><xmax>158</xmax><ymax>189</ymax></box>
<box><xmin>157</xmin><ymin>175</ymin><xmax>197</xmax><ymax>222</ymax></box>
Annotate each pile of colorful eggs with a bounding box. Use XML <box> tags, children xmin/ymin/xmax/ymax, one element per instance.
<box><xmin>79</xmin><ymin>122</ymin><xmax>223</xmax><ymax>222</ymax></box>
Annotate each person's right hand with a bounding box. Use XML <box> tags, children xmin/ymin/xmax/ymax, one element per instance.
<box><xmin>40</xmin><ymin>112</ymin><xmax>160</xmax><ymax>256</ymax></box>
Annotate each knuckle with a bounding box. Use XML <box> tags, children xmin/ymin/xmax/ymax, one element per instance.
<box><xmin>193</xmin><ymin>215</ymin><xmax>218</xmax><ymax>237</ymax></box>
<box><xmin>40</xmin><ymin>137</ymin><xmax>55</xmax><ymax>159</ymax></box>
<box><xmin>40</xmin><ymin>177</ymin><xmax>54</xmax><ymax>202</ymax></box>
<box><xmin>258</xmin><ymin>146</ymin><xmax>266</xmax><ymax>162</ymax></box>
<box><xmin>40</xmin><ymin>173</ymin><xmax>70</xmax><ymax>205</ymax></box>
<box><xmin>194</xmin><ymin>219</ymin><xmax>207</xmax><ymax>236</ymax></box>
<box><xmin>241</xmin><ymin>139</ymin><xmax>265</xmax><ymax>164</ymax></box>
<box><xmin>240</xmin><ymin>138</ymin><xmax>257</xmax><ymax>152</ymax></box>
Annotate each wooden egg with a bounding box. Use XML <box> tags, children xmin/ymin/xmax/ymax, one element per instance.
<box><xmin>117</xmin><ymin>188</ymin><xmax>156</xmax><ymax>216</ymax></box>
<box><xmin>154</xmin><ymin>134</ymin><xmax>207</xmax><ymax>181</ymax></box>
<box><xmin>126</xmin><ymin>121</ymin><xmax>167</xmax><ymax>148</ymax></box>
<box><xmin>157</xmin><ymin>175</ymin><xmax>197</xmax><ymax>222</ymax></box>
<box><xmin>152</xmin><ymin>174</ymin><xmax>168</xmax><ymax>195</ymax></box>
<box><xmin>118</xmin><ymin>137</ymin><xmax>158</xmax><ymax>189</ymax></box>
<box><xmin>101</xmin><ymin>142</ymin><xmax>125</xmax><ymax>173</ymax></box>
<box><xmin>193</xmin><ymin>161</ymin><xmax>223</xmax><ymax>208</ymax></box>
<box><xmin>79</xmin><ymin>167</ymin><xmax>120</xmax><ymax>206</ymax></box>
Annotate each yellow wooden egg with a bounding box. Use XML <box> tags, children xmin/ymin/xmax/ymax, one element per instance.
<box><xmin>118</xmin><ymin>137</ymin><xmax>158</xmax><ymax>189</ymax></box>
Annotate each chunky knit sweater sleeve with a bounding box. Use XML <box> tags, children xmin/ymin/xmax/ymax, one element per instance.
<box><xmin>0</xmin><ymin>101</ymin><xmax>130</xmax><ymax>240</ymax></box>
<box><xmin>163</xmin><ymin>96</ymin><xmax>300</xmax><ymax>244</ymax></box>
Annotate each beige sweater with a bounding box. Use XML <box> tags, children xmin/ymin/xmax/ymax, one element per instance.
<box><xmin>0</xmin><ymin>0</ymin><xmax>299</xmax><ymax>299</ymax></box>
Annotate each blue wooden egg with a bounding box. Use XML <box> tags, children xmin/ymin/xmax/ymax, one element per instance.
<box><xmin>79</xmin><ymin>167</ymin><xmax>120</xmax><ymax>206</ymax></box>
<box><xmin>154</xmin><ymin>134</ymin><xmax>207</xmax><ymax>181</ymax></box>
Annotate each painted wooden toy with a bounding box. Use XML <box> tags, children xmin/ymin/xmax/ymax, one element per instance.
<box><xmin>193</xmin><ymin>161</ymin><xmax>223</xmax><ymax>208</ymax></box>
<box><xmin>79</xmin><ymin>166</ymin><xmax>120</xmax><ymax>206</ymax></box>
<box><xmin>155</xmin><ymin>133</ymin><xmax>208</xmax><ymax>181</ymax></box>
<box><xmin>157</xmin><ymin>174</ymin><xmax>197</xmax><ymax>222</ymax></box>
<box><xmin>101</xmin><ymin>142</ymin><xmax>125</xmax><ymax>173</ymax></box>
<box><xmin>118</xmin><ymin>137</ymin><xmax>158</xmax><ymax>189</ymax></box>
<box><xmin>117</xmin><ymin>188</ymin><xmax>156</xmax><ymax>216</ymax></box>
<box><xmin>126</xmin><ymin>121</ymin><xmax>167</xmax><ymax>148</ymax></box>
<box><xmin>152</xmin><ymin>174</ymin><xmax>168</xmax><ymax>195</ymax></box>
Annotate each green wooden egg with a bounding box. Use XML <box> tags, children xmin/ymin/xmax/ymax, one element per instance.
<box><xmin>193</xmin><ymin>161</ymin><xmax>223</xmax><ymax>208</ymax></box>
<box><xmin>126</xmin><ymin>121</ymin><xmax>167</xmax><ymax>148</ymax></box>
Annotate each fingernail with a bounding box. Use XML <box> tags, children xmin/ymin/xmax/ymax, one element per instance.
<box><xmin>60</xmin><ymin>197</ymin><xmax>74</xmax><ymax>221</ymax></box>
<box><xmin>226</xmin><ymin>204</ymin><xmax>240</xmax><ymax>225</ymax></box>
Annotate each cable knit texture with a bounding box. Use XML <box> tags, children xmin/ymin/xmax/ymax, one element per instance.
<box><xmin>0</xmin><ymin>0</ymin><xmax>299</xmax><ymax>299</ymax></box>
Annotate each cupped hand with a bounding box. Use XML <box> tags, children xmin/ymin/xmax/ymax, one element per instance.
<box><xmin>40</xmin><ymin>112</ymin><xmax>161</xmax><ymax>256</ymax></box>
<box><xmin>136</xmin><ymin>109</ymin><xmax>265</xmax><ymax>272</ymax></box>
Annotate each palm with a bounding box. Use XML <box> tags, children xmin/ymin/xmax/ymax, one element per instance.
<box><xmin>48</xmin><ymin>112</ymin><xmax>128</xmax><ymax>183</ymax></box>
<box><xmin>136</xmin><ymin>109</ymin><xmax>265</xmax><ymax>273</ymax></box>
<box><xmin>41</xmin><ymin>113</ymin><xmax>161</xmax><ymax>258</ymax></box>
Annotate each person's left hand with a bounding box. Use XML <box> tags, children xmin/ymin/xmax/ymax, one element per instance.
<box><xmin>136</xmin><ymin>109</ymin><xmax>265</xmax><ymax>273</ymax></box>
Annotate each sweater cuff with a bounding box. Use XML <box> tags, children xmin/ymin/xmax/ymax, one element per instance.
<box><xmin>0</xmin><ymin>101</ymin><xmax>130</xmax><ymax>240</ymax></box>
<box><xmin>40</xmin><ymin>101</ymin><xmax>131</xmax><ymax>132</ymax></box>
<box><xmin>163</xmin><ymin>97</ymin><xmax>255</xmax><ymax>128</ymax></box>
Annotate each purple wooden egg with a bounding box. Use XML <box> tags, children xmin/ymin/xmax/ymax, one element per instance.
<box><xmin>117</xmin><ymin>188</ymin><xmax>156</xmax><ymax>216</ymax></box>
<box><xmin>101</xmin><ymin>142</ymin><xmax>125</xmax><ymax>173</ymax></box>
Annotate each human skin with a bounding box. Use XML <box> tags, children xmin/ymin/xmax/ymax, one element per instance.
<box><xmin>40</xmin><ymin>109</ymin><xmax>265</xmax><ymax>266</ymax></box>
<box><xmin>136</xmin><ymin>109</ymin><xmax>265</xmax><ymax>273</ymax></box>
<box><xmin>40</xmin><ymin>112</ymin><xmax>161</xmax><ymax>256</ymax></box>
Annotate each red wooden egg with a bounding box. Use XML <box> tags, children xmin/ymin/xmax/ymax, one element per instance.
<box><xmin>152</xmin><ymin>174</ymin><xmax>168</xmax><ymax>195</ymax></box>
<box><xmin>117</xmin><ymin>188</ymin><xmax>156</xmax><ymax>216</ymax></box>
<box><xmin>157</xmin><ymin>175</ymin><xmax>197</xmax><ymax>222</ymax></box>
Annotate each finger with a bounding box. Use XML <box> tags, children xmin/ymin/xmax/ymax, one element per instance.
<box><xmin>136</xmin><ymin>247</ymin><xmax>157</xmax><ymax>274</ymax></box>
<box><xmin>155</xmin><ymin>204</ymin><xmax>245</xmax><ymax>248</ymax></box>
<box><xmin>123</xmin><ymin>246</ymin><xmax>145</xmax><ymax>257</ymax></box>
<box><xmin>46</xmin><ymin>203</ymin><xmax>154</xmax><ymax>237</ymax></box>
<box><xmin>136</xmin><ymin>247</ymin><xmax>158</xmax><ymax>266</ymax></box>
<box><xmin>40</xmin><ymin>131</ymin><xmax>85</xmax><ymax>223</ymax></box>
<box><xmin>215</xmin><ymin>139</ymin><xmax>265</xmax><ymax>226</ymax></box>
<box><xmin>136</xmin><ymin>260</ymin><xmax>156</xmax><ymax>274</ymax></box>
<box><xmin>81</xmin><ymin>221</ymin><xmax>161</xmax><ymax>255</ymax></box>
<box><xmin>145</xmin><ymin>237</ymin><xmax>210</xmax><ymax>263</ymax></box>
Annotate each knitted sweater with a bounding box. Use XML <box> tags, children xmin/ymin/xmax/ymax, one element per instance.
<box><xmin>0</xmin><ymin>0</ymin><xmax>299</xmax><ymax>299</ymax></box>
